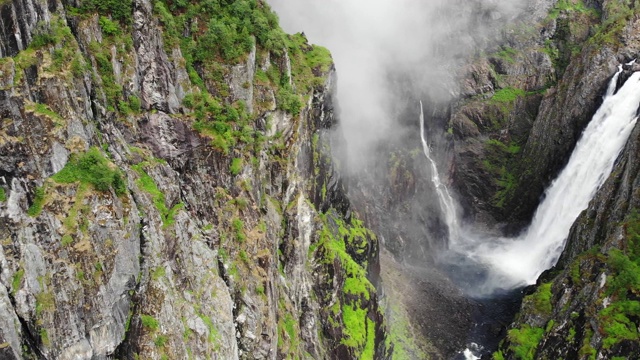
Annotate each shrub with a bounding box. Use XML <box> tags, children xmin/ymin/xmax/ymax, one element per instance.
<box><xmin>80</xmin><ymin>0</ymin><xmax>134</xmax><ymax>24</ymax></box>
<box><xmin>98</xmin><ymin>16</ymin><xmax>119</xmax><ymax>36</ymax></box>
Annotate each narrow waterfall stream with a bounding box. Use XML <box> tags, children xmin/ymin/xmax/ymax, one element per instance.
<box><xmin>420</xmin><ymin>66</ymin><xmax>640</xmax><ymax>358</ymax></box>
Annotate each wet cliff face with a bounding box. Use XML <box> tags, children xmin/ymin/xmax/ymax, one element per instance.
<box><xmin>0</xmin><ymin>1</ymin><xmax>386</xmax><ymax>359</ymax></box>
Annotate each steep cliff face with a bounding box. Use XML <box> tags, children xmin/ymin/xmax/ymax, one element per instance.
<box><xmin>449</xmin><ymin>0</ymin><xmax>630</xmax><ymax>229</ymax></box>
<box><xmin>0</xmin><ymin>1</ymin><xmax>385</xmax><ymax>359</ymax></box>
<box><xmin>482</xmin><ymin>0</ymin><xmax>640</xmax><ymax>358</ymax></box>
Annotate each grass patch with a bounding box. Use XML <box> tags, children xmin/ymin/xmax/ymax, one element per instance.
<box><xmin>61</xmin><ymin>235</ymin><xmax>74</xmax><ymax>247</ymax></box>
<box><xmin>232</xmin><ymin>218</ymin><xmax>246</xmax><ymax>242</ymax></box>
<box><xmin>27</xmin><ymin>186</ymin><xmax>46</xmax><ymax>217</ymax></box>
<box><xmin>493</xmin><ymin>46</ymin><xmax>518</xmax><ymax>63</ymax></box>
<box><xmin>141</xmin><ymin>315</ymin><xmax>159</xmax><ymax>331</ymax></box>
<box><xmin>133</xmin><ymin>164</ymin><xmax>183</xmax><ymax>228</ymax></box>
<box><xmin>230</xmin><ymin>158</ymin><xmax>243</xmax><ymax>175</ymax></box>
<box><xmin>52</xmin><ymin>147</ymin><xmax>126</xmax><ymax>195</ymax></box>
<box><xmin>0</xmin><ymin>187</ymin><xmax>6</xmax><ymax>202</ymax></box>
<box><xmin>491</xmin><ymin>87</ymin><xmax>527</xmax><ymax>103</ymax></box>
<box><xmin>11</xmin><ymin>269</ymin><xmax>24</xmax><ymax>295</ymax></box>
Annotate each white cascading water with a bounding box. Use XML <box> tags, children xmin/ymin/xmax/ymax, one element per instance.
<box><xmin>421</xmin><ymin>66</ymin><xmax>640</xmax><ymax>294</ymax></box>
<box><xmin>419</xmin><ymin>101</ymin><xmax>461</xmax><ymax>244</ymax></box>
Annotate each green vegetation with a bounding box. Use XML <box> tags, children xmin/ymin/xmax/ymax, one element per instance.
<box><xmin>27</xmin><ymin>103</ymin><xmax>64</xmax><ymax>125</ymax></box>
<box><xmin>493</xmin><ymin>46</ymin><xmax>518</xmax><ymax>63</ymax></box>
<box><xmin>287</xmin><ymin>32</ymin><xmax>333</xmax><ymax>95</ymax></box>
<box><xmin>154</xmin><ymin>335</ymin><xmax>168</xmax><ymax>347</ymax></box>
<box><xmin>152</xmin><ymin>266</ymin><xmax>166</xmax><ymax>281</ymax></box>
<box><xmin>141</xmin><ymin>315</ymin><xmax>159</xmax><ymax>331</ymax></box>
<box><xmin>231</xmin><ymin>218</ymin><xmax>246</xmax><ymax>242</ymax></box>
<box><xmin>491</xmin><ymin>87</ymin><xmax>527</xmax><ymax>103</ymax></box>
<box><xmin>88</xmin><ymin>40</ymin><xmax>125</xmax><ymax>110</ymax></box>
<box><xmin>315</xmin><ymin>212</ymin><xmax>377</xmax><ymax>358</ymax></box>
<box><xmin>78</xmin><ymin>0</ymin><xmax>134</xmax><ymax>24</ymax></box>
<box><xmin>30</xmin><ymin>17</ymin><xmax>74</xmax><ymax>50</ymax></box>
<box><xmin>40</xmin><ymin>328</ymin><xmax>50</xmax><ymax>347</ymax></box>
<box><xmin>597</xmin><ymin>210</ymin><xmax>640</xmax><ymax>348</ymax></box>
<box><xmin>11</xmin><ymin>268</ymin><xmax>24</xmax><ymax>295</ymax></box>
<box><xmin>133</xmin><ymin>164</ymin><xmax>183</xmax><ymax>227</ymax></box>
<box><xmin>483</xmin><ymin>138</ymin><xmax>522</xmax><ymax>209</ymax></box>
<box><xmin>98</xmin><ymin>16</ymin><xmax>119</xmax><ymax>36</ymax></box>
<box><xmin>35</xmin><ymin>288</ymin><xmax>55</xmax><ymax>318</ymax></box>
<box><xmin>530</xmin><ymin>282</ymin><xmax>553</xmax><ymax>315</ymax></box>
<box><xmin>52</xmin><ymin>147</ymin><xmax>126</xmax><ymax>195</ymax></box>
<box><xmin>61</xmin><ymin>235</ymin><xmax>74</xmax><ymax>247</ymax></box>
<box><xmin>27</xmin><ymin>186</ymin><xmax>46</xmax><ymax>217</ymax></box>
<box><xmin>0</xmin><ymin>187</ymin><xmax>6</xmax><ymax>202</ymax></box>
<box><xmin>548</xmin><ymin>0</ymin><xmax>599</xmax><ymax>19</ymax></box>
<box><xmin>230</xmin><ymin>158</ymin><xmax>243</xmax><ymax>175</ymax></box>
<box><xmin>507</xmin><ymin>325</ymin><xmax>544</xmax><ymax>360</ymax></box>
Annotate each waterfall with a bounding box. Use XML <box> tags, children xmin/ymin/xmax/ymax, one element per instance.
<box><xmin>421</xmin><ymin>67</ymin><xmax>640</xmax><ymax>293</ymax></box>
<box><xmin>419</xmin><ymin>101</ymin><xmax>460</xmax><ymax>244</ymax></box>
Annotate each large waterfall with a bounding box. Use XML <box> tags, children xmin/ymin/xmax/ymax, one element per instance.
<box><xmin>422</xmin><ymin>67</ymin><xmax>640</xmax><ymax>294</ymax></box>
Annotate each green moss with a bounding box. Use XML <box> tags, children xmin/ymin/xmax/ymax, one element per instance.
<box><xmin>545</xmin><ymin>319</ymin><xmax>555</xmax><ymax>333</ymax></box>
<box><xmin>53</xmin><ymin>147</ymin><xmax>126</xmax><ymax>195</ymax></box>
<box><xmin>316</xmin><ymin>212</ymin><xmax>377</xmax><ymax>357</ymax></box>
<box><xmin>530</xmin><ymin>282</ymin><xmax>553</xmax><ymax>315</ymax></box>
<box><xmin>0</xmin><ymin>187</ymin><xmax>5</xmax><ymax>202</ymax></box>
<box><xmin>507</xmin><ymin>325</ymin><xmax>544</xmax><ymax>360</ymax></box>
<box><xmin>341</xmin><ymin>304</ymin><xmax>368</xmax><ymax>348</ymax></box>
<box><xmin>493</xmin><ymin>351</ymin><xmax>505</xmax><ymax>360</ymax></box>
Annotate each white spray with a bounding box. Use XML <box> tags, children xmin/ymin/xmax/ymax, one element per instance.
<box><xmin>421</xmin><ymin>67</ymin><xmax>640</xmax><ymax>293</ymax></box>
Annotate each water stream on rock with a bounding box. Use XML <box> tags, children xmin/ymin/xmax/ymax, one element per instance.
<box><xmin>421</xmin><ymin>65</ymin><xmax>640</xmax><ymax>358</ymax></box>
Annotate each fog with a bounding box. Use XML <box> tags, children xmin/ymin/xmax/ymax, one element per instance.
<box><xmin>267</xmin><ymin>0</ymin><xmax>528</xmax><ymax>171</ymax></box>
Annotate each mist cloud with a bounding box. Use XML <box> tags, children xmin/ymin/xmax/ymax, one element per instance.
<box><xmin>267</xmin><ymin>0</ymin><xmax>528</xmax><ymax>171</ymax></box>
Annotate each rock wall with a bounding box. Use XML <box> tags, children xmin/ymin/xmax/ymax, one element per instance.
<box><xmin>0</xmin><ymin>1</ymin><xmax>386</xmax><ymax>359</ymax></box>
<box><xmin>486</xmin><ymin>0</ymin><xmax>640</xmax><ymax>358</ymax></box>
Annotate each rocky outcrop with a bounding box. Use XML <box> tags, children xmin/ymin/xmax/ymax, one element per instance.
<box><xmin>0</xmin><ymin>1</ymin><xmax>386</xmax><ymax>359</ymax></box>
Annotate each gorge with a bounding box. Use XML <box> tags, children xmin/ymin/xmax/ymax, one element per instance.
<box><xmin>1</xmin><ymin>0</ymin><xmax>640</xmax><ymax>359</ymax></box>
